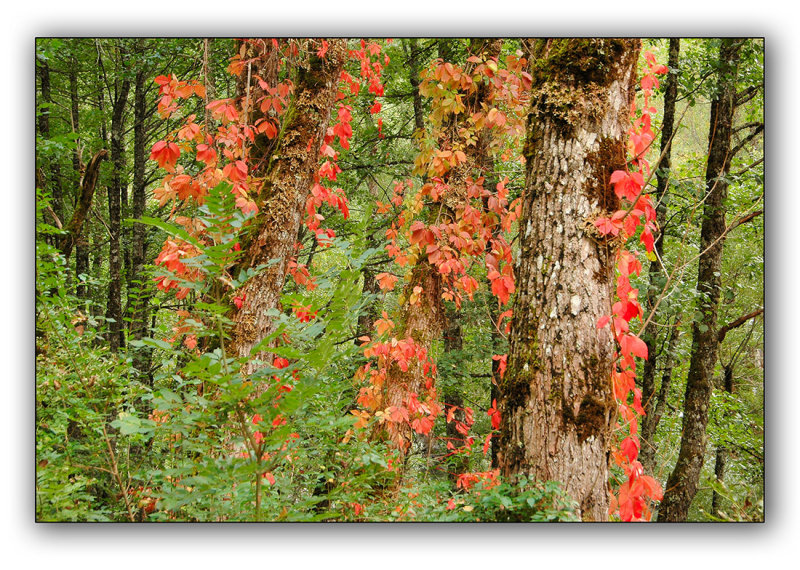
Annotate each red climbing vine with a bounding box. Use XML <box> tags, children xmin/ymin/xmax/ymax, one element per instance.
<box><xmin>596</xmin><ymin>51</ymin><xmax>669</xmax><ymax>521</ymax></box>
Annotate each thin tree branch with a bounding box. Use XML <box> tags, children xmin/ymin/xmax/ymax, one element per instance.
<box><xmin>735</xmin><ymin>83</ymin><xmax>762</xmax><ymax>107</ymax></box>
<box><xmin>731</xmin><ymin>123</ymin><xmax>764</xmax><ymax>158</ymax></box>
<box><xmin>718</xmin><ymin>308</ymin><xmax>764</xmax><ymax>343</ymax></box>
<box><xmin>726</xmin><ymin>209</ymin><xmax>763</xmax><ymax>234</ymax></box>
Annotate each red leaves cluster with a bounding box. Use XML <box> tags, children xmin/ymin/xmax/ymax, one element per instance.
<box><xmin>487</xmin><ymin>399</ymin><xmax>501</xmax><ymax>430</ymax></box>
<box><xmin>150</xmin><ymin>140</ymin><xmax>181</xmax><ymax>171</ymax></box>
<box><xmin>381</xmin><ymin>177</ymin><xmax>518</xmax><ymax>310</ymax></box>
<box><xmin>154</xmin><ymin>74</ymin><xmax>205</xmax><ymax>118</ymax></box>
<box><xmin>291</xmin><ymin>302</ymin><xmax>318</xmax><ymax>323</ymax></box>
<box><xmin>375</xmin><ymin>272</ymin><xmax>399</xmax><ymax>291</ymax></box>
<box><xmin>153</xmin><ymin>238</ymin><xmax>204</xmax><ymax>300</ymax></box>
<box><xmin>456</xmin><ymin>469</ymin><xmax>500</xmax><ymax>491</ymax></box>
<box><xmin>287</xmin><ymin>256</ymin><xmax>317</xmax><ymax>291</ymax></box>
<box><xmin>352</xmin><ymin>327</ymin><xmax>441</xmax><ymax>444</ymax></box>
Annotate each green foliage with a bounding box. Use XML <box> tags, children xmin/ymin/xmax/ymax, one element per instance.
<box><xmin>384</xmin><ymin>476</ymin><xmax>578</xmax><ymax>522</ymax></box>
<box><xmin>36</xmin><ymin>192</ymin><xmax>143</xmax><ymax>521</ymax></box>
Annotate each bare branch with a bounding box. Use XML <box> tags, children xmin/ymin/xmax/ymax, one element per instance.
<box><xmin>718</xmin><ymin>308</ymin><xmax>764</xmax><ymax>343</ymax></box>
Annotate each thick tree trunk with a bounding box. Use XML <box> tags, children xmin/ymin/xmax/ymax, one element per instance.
<box><xmin>373</xmin><ymin>39</ymin><xmax>501</xmax><ymax>457</ymax></box>
<box><xmin>639</xmin><ymin>38</ymin><xmax>680</xmax><ymax>473</ymax></box>
<box><xmin>229</xmin><ymin>40</ymin><xmax>347</xmax><ymax>370</ymax></box>
<box><xmin>659</xmin><ymin>39</ymin><xmax>742</xmax><ymax>522</ymax></box>
<box><xmin>497</xmin><ymin>39</ymin><xmax>640</xmax><ymax>521</ymax></box>
<box><xmin>373</xmin><ymin>263</ymin><xmax>445</xmax><ymax>452</ymax></box>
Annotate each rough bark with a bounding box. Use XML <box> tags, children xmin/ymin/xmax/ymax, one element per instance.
<box><xmin>659</xmin><ymin>39</ymin><xmax>742</xmax><ymax>522</ymax></box>
<box><xmin>373</xmin><ymin>262</ymin><xmax>445</xmax><ymax>452</ymax></box>
<box><xmin>229</xmin><ymin>40</ymin><xmax>347</xmax><ymax>371</ymax></box>
<box><xmin>639</xmin><ymin>38</ymin><xmax>680</xmax><ymax>472</ymax></box>
<box><xmin>497</xmin><ymin>38</ymin><xmax>640</xmax><ymax>521</ymax></box>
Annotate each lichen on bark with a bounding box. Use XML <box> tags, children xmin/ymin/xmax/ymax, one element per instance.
<box><xmin>497</xmin><ymin>38</ymin><xmax>641</xmax><ymax>521</ymax></box>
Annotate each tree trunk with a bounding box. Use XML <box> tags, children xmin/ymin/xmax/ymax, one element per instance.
<box><xmin>372</xmin><ymin>39</ymin><xmax>501</xmax><ymax>457</ymax></box>
<box><xmin>36</xmin><ymin>55</ymin><xmax>64</xmax><ymax>225</ymax></box>
<box><xmin>442</xmin><ymin>306</ymin><xmax>467</xmax><ymax>483</ymax></box>
<box><xmin>373</xmin><ymin>262</ymin><xmax>445</xmax><ymax>453</ymax></box>
<box><xmin>229</xmin><ymin>40</ymin><xmax>347</xmax><ymax>371</ymax></box>
<box><xmin>69</xmin><ymin>56</ymin><xmax>82</xmax><ymax>185</ymax></box>
<box><xmin>129</xmin><ymin>61</ymin><xmax>152</xmax><ymax>379</ymax></box>
<box><xmin>659</xmin><ymin>39</ymin><xmax>742</xmax><ymax>522</ymax></box>
<box><xmin>641</xmin><ymin>317</ymin><xmax>682</xmax><ymax>473</ymax></box>
<box><xmin>497</xmin><ymin>38</ymin><xmax>640</xmax><ymax>521</ymax></box>
<box><xmin>106</xmin><ymin>75</ymin><xmax>131</xmax><ymax>352</ymax></box>
<box><xmin>68</xmin><ymin>57</ymin><xmax>91</xmax><ymax>301</ymax></box>
<box><xmin>406</xmin><ymin>39</ymin><xmax>425</xmax><ymax>133</ymax></box>
<box><xmin>639</xmin><ymin>38</ymin><xmax>680</xmax><ymax>472</ymax></box>
<box><xmin>711</xmin><ymin>364</ymin><xmax>734</xmax><ymax>517</ymax></box>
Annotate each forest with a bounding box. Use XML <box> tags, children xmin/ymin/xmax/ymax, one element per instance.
<box><xmin>34</xmin><ymin>37</ymin><xmax>764</xmax><ymax>523</ymax></box>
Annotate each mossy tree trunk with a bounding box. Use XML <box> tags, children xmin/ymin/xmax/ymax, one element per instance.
<box><xmin>496</xmin><ymin>38</ymin><xmax>640</xmax><ymax>521</ymax></box>
<box><xmin>658</xmin><ymin>39</ymin><xmax>742</xmax><ymax>522</ymax></box>
<box><xmin>229</xmin><ymin>40</ymin><xmax>347</xmax><ymax>371</ymax></box>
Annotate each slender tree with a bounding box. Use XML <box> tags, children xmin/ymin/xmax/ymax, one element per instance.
<box><xmin>639</xmin><ymin>37</ymin><xmax>680</xmax><ymax>473</ymax></box>
<box><xmin>659</xmin><ymin>38</ymin><xmax>743</xmax><ymax>522</ymax></box>
<box><xmin>36</xmin><ymin>53</ymin><xmax>64</xmax><ymax>226</ymax></box>
<box><xmin>105</xmin><ymin>53</ymin><xmax>131</xmax><ymax>352</ymax></box>
<box><xmin>128</xmin><ymin>42</ymin><xmax>153</xmax><ymax>378</ymax></box>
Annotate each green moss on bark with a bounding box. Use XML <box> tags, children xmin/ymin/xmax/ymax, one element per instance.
<box><xmin>527</xmin><ymin>38</ymin><xmax>639</xmax><ymax>133</ymax></box>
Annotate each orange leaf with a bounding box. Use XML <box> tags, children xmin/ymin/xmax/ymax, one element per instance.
<box><xmin>376</xmin><ymin>272</ymin><xmax>399</xmax><ymax>291</ymax></box>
